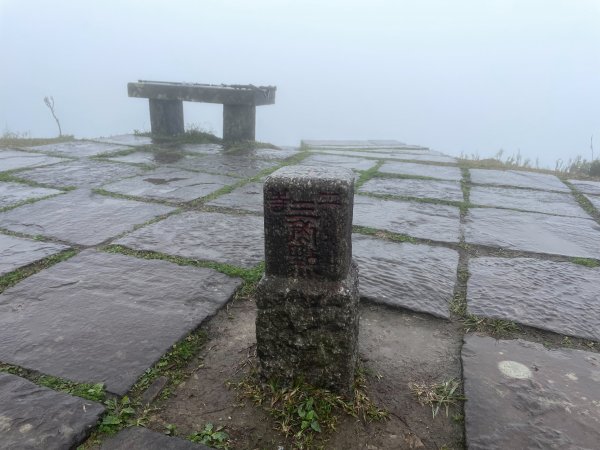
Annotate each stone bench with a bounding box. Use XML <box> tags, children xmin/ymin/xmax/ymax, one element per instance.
<box><xmin>127</xmin><ymin>80</ymin><xmax>276</xmax><ymax>141</ymax></box>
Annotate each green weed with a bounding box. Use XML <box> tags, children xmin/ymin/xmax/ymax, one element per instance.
<box><xmin>188</xmin><ymin>423</ymin><xmax>230</xmax><ymax>449</ymax></box>
<box><xmin>571</xmin><ymin>257</ymin><xmax>600</xmax><ymax>268</ymax></box>
<box><xmin>231</xmin><ymin>366</ymin><xmax>387</xmax><ymax>449</ymax></box>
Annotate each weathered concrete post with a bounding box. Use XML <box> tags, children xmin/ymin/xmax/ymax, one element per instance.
<box><xmin>148</xmin><ymin>99</ymin><xmax>184</xmax><ymax>135</ymax></box>
<box><xmin>256</xmin><ymin>165</ymin><xmax>359</xmax><ymax>395</ymax></box>
<box><xmin>222</xmin><ymin>104</ymin><xmax>256</xmax><ymax>142</ymax></box>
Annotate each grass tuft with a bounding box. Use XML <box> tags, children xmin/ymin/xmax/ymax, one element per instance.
<box><xmin>571</xmin><ymin>257</ymin><xmax>600</xmax><ymax>268</ymax></box>
<box><xmin>409</xmin><ymin>379</ymin><xmax>465</xmax><ymax>419</ymax></box>
<box><xmin>231</xmin><ymin>365</ymin><xmax>387</xmax><ymax>449</ymax></box>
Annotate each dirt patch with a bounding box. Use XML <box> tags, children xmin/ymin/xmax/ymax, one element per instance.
<box><xmin>144</xmin><ymin>299</ymin><xmax>464</xmax><ymax>449</ymax></box>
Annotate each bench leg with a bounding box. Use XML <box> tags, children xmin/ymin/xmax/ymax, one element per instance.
<box><xmin>223</xmin><ymin>104</ymin><xmax>256</xmax><ymax>142</ymax></box>
<box><xmin>149</xmin><ymin>99</ymin><xmax>184</xmax><ymax>135</ymax></box>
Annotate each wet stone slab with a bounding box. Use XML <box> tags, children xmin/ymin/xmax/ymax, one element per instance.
<box><xmin>116</xmin><ymin>211</ymin><xmax>264</xmax><ymax>268</ymax></box>
<box><xmin>470</xmin><ymin>185</ymin><xmax>588</xmax><ymax>218</ymax></box>
<box><xmin>0</xmin><ymin>182</ymin><xmax>61</xmax><ymax>208</ymax></box>
<box><xmin>0</xmin><ymin>189</ymin><xmax>174</xmax><ymax>245</ymax></box>
<box><xmin>359</xmin><ymin>178</ymin><xmax>463</xmax><ymax>202</ymax></box>
<box><xmin>0</xmin><ymin>234</ymin><xmax>69</xmax><ymax>276</ymax></box>
<box><xmin>206</xmin><ymin>182</ymin><xmax>264</xmax><ymax>213</ymax></box>
<box><xmin>470</xmin><ymin>169</ymin><xmax>569</xmax><ymax>192</ymax></box>
<box><xmin>468</xmin><ymin>257</ymin><xmax>600</xmax><ymax>341</ymax></box>
<box><xmin>302</xmin><ymin>154</ymin><xmax>378</xmax><ymax>171</ymax></box>
<box><xmin>0</xmin><ymin>149</ymin><xmax>67</xmax><ymax>171</ymax></box>
<box><xmin>16</xmin><ymin>159</ymin><xmax>144</xmax><ymax>188</ymax></box>
<box><xmin>106</xmin><ymin>150</ymin><xmax>185</xmax><ymax>166</ymax></box>
<box><xmin>569</xmin><ymin>179</ymin><xmax>600</xmax><ymax>195</ymax></box>
<box><xmin>303</xmin><ymin>139</ymin><xmax>405</xmax><ymax>147</ymax></box>
<box><xmin>101</xmin><ymin>427</ymin><xmax>211</xmax><ymax>450</ymax></box>
<box><xmin>101</xmin><ymin>167</ymin><xmax>237</xmax><ymax>202</ymax></box>
<box><xmin>353</xmin><ymin>234</ymin><xmax>458</xmax><ymax>318</ymax></box>
<box><xmin>178</xmin><ymin>143</ymin><xmax>223</xmax><ymax>154</ymax></box>
<box><xmin>94</xmin><ymin>134</ymin><xmax>154</xmax><ymax>146</ymax></box>
<box><xmin>0</xmin><ymin>250</ymin><xmax>241</xmax><ymax>395</ymax></box>
<box><xmin>379</xmin><ymin>161</ymin><xmax>462</xmax><ymax>180</ymax></box>
<box><xmin>464</xmin><ymin>207</ymin><xmax>600</xmax><ymax>258</ymax></box>
<box><xmin>170</xmin><ymin>154</ymin><xmax>278</xmax><ymax>178</ymax></box>
<box><xmin>353</xmin><ymin>195</ymin><xmax>461</xmax><ymax>243</ymax></box>
<box><xmin>0</xmin><ymin>372</ymin><xmax>105</xmax><ymax>450</ymax></box>
<box><xmin>585</xmin><ymin>194</ymin><xmax>600</xmax><ymax>211</ymax></box>
<box><xmin>462</xmin><ymin>335</ymin><xmax>600</xmax><ymax>450</ymax></box>
<box><xmin>246</xmin><ymin>146</ymin><xmax>300</xmax><ymax>160</ymax></box>
<box><xmin>29</xmin><ymin>140</ymin><xmax>130</xmax><ymax>157</ymax></box>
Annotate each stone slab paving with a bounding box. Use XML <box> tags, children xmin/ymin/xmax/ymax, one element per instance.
<box><xmin>379</xmin><ymin>161</ymin><xmax>462</xmax><ymax>181</ymax></box>
<box><xmin>0</xmin><ymin>189</ymin><xmax>174</xmax><ymax>246</ymax></box>
<box><xmin>569</xmin><ymin>179</ymin><xmax>600</xmax><ymax>195</ymax></box>
<box><xmin>206</xmin><ymin>181</ymin><xmax>264</xmax><ymax>213</ymax></box>
<box><xmin>385</xmin><ymin>152</ymin><xmax>457</xmax><ymax>164</ymax></box>
<box><xmin>179</xmin><ymin>143</ymin><xmax>223</xmax><ymax>154</ymax></box>
<box><xmin>101</xmin><ymin>427</ymin><xmax>211</xmax><ymax>450</ymax></box>
<box><xmin>0</xmin><ymin>181</ymin><xmax>61</xmax><ymax>208</ymax></box>
<box><xmin>0</xmin><ymin>149</ymin><xmax>67</xmax><ymax>171</ymax></box>
<box><xmin>585</xmin><ymin>194</ymin><xmax>600</xmax><ymax>210</ymax></box>
<box><xmin>464</xmin><ymin>207</ymin><xmax>600</xmax><ymax>258</ymax></box>
<box><xmin>0</xmin><ymin>233</ymin><xmax>69</xmax><ymax>276</ymax></box>
<box><xmin>468</xmin><ymin>257</ymin><xmax>600</xmax><ymax>341</ymax></box>
<box><xmin>94</xmin><ymin>134</ymin><xmax>154</xmax><ymax>147</ymax></box>
<box><xmin>302</xmin><ymin>154</ymin><xmax>378</xmax><ymax>171</ymax></box>
<box><xmin>16</xmin><ymin>159</ymin><xmax>144</xmax><ymax>188</ymax></box>
<box><xmin>0</xmin><ymin>372</ymin><xmax>105</xmax><ymax>450</ymax></box>
<box><xmin>106</xmin><ymin>150</ymin><xmax>172</xmax><ymax>166</ymax></box>
<box><xmin>462</xmin><ymin>335</ymin><xmax>600</xmax><ymax>450</ymax></box>
<box><xmin>303</xmin><ymin>139</ymin><xmax>405</xmax><ymax>147</ymax></box>
<box><xmin>470</xmin><ymin>168</ymin><xmax>569</xmax><ymax>192</ymax></box>
<box><xmin>116</xmin><ymin>211</ymin><xmax>264</xmax><ymax>268</ymax></box>
<box><xmin>359</xmin><ymin>178</ymin><xmax>464</xmax><ymax>202</ymax></box>
<box><xmin>0</xmin><ymin>250</ymin><xmax>241</xmax><ymax>395</ymax></box>
<box><xmin>101</xmin><ymin>167</ymin><xmax>237</xmax><ymax>203</ymax></box>
<box><xmin>170</xmin><ymin>154</ymin><xmax>278</xmax><ymax>178</ymax></box>
<box><xmin>246</xmin><ymin>146</ymin><xmax>300</xmax><ymax>160</ymax></box>
<box><xmin>30</xmin><ymin>140</ymin><xmax>130</xmax><ymax>157</ymax></box>
<box><xmin>353</xmin><ymin>234</ymin><xmax>458</xmax><ymax>318</ymax></box>
<box><xmin>470</xmin><ymin>185</ymin><xmax>588</xmax><ymax>218</ymax></box>
<box><xmin>353</xmin><ymin>195</ymin><xmax>461</xmax><ymax>243</ymax></box>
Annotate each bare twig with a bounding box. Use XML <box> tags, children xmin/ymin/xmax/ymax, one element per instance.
<box><xmin>43</xmin><ymin>96</ymin><xmax>62</xmax><ymax>137</ymax></box>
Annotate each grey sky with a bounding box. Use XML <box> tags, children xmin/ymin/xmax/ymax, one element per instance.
<box><xmin>1</xmin><ymin>0</ymin><xmax>599</xmax><ymax>167</ymax></box>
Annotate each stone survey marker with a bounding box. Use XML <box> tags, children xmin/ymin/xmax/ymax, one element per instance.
<box><xmin>256</xmin><ymin>166</ymin><xmax>359</xmax><ymax>394</ymax></box>
<box><xmin>128</xmin><ymin>80</ymin><xmax>276</xmax><ymax>140</ymax></box>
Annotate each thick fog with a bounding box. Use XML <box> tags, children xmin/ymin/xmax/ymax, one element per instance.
<box><xmin>1</xmin><ymin>0</ymin><xmax>599</xmax><ymax>167</ymax></box>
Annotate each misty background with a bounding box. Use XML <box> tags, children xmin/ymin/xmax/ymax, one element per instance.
<box><xmin>1</xmin><ymin>0</ymin><xmax>599</xmax><ymax>168</ymax></box>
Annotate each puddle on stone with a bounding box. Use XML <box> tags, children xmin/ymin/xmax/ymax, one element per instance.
<box><xmin>102</xmin><ymin>167</ymin><xmax>237</xmax><ymax>203</ymax></box>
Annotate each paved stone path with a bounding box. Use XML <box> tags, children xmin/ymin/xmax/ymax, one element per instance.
<box><xmin>0</xmin><ymin>137</ymin><xmax>599</xmax><ymax>448</ymax></box>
